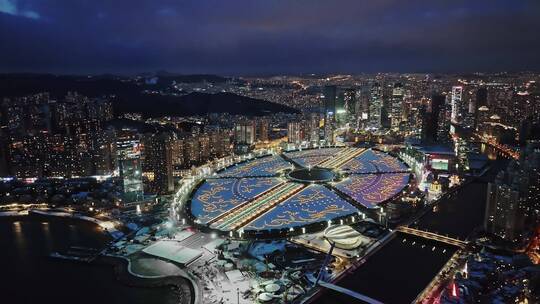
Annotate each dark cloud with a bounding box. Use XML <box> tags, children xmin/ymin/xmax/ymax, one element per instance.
<box><xmin>0</xmin><ymin>0</ymin><xmax>40</xmax><ymax>19</ymax></box>
<box><xmin>0</xmin><ymin>0</ymin><xmax>539</xmax><ymax>74</ymax></box>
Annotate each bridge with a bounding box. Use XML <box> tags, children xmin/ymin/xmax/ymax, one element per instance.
<box><xmin>396</xmin><ymin>226</ymin><xmax>468</xmax><ymax>248</ymax></box>
<box><xmin>472</xmin><ymin>133</ymin><xmax>519</xmax><ymax>159</ymax></box>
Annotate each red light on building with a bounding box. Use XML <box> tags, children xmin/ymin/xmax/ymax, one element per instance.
<box><xmin>451</xmin><ymin>282</ymin><xmax>458</xmax><ymax>298</ymax></box>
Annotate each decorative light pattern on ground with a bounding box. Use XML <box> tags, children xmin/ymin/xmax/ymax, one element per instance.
<box><xmin>284</xmin><ymin>147</ymin><xmax>344</xmax><ymax>159</ymax></box>
<box><xmin>290</xmin><ymin>155</ymin><xmax>332</xmax><ymax>168</ymax></box>
<box><xmin>216</xmin><ymin>155</ymin><xmax>291</xmax><ymax>177</ymax></box>
<box><xmin>190</xmin><ymin>178</ymin><xmax>281</xmax><ymax>224</ymax></box>
<box><xmin>340</xmin><ymin>149</ymin><xmax>409</xmax><ymax>173</ymax></box>
<box><xmin>243</xmin><ymin>184</ymin><xmax>358</xmax><ymax>230</ymax></box>
<box><xmin>333</xmin><ymin>173</ymin><xmax>410</xmax><ymax>208</ymax></box>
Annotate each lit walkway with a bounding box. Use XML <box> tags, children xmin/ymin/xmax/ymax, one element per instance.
<box><xmin>319</xmin><ymin>148</ymin><xmax>366</xmax><ymax>169</ymax></box>
<box><xmin>210</xmin><ymin>182</ymin><xmax>305</xmax><ymax>231</ymax></box>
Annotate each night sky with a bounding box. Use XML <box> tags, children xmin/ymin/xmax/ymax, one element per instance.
<box><xmin>1</xmin><ymin>0</ymin><xmax>539</xmax><ymax>75</ymax></box>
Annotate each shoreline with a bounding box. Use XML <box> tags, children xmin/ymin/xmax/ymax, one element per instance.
<box><xmin>0</xmin><ymin>208</ymin><xmax>124</xmax><ymax>239</ymax></box>
<box><xmin>0</xmin><ymin>210</ymin><xmax>29</xmax><ymax>217</ymax></box>
<box><xmin>99</xmin><ymin>255</ymin><xmax>194</xmax><ymax>304</ymax></box>
<box><xmin>0</xmin><ymin>209</ymin><xmax>196</xmax><ymax>303</ymax></box>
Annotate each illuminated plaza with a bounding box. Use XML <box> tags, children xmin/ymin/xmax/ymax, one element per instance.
<box><xmin>186</xmin><ymin>147</ymin><xmax>411</xmax><ymax>237</ymax></box>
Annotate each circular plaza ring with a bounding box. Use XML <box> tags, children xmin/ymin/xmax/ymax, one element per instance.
<box><xmin>287</xmin><ymin>167</ymin><xmax>335</xmax><ymax>183</ymax></box>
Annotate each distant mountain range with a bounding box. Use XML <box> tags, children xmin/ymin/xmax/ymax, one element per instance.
<box><xmin>0</xmin><ymin>73</ymin><xmax>297</xmax><ymax>117</ymax></box>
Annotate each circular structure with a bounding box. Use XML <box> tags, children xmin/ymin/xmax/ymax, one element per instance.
<box><xmin>258</xmin><ymin>293</ymin><xmax>273</xmax><ymax>302</ymax></box>
<box><xmin>324</xmin><ymin>225</ymin><xmax>368</xmax><ymax>250</ymax></box>
<box><xmin>287</xmin><ymin>167</ymin><xmax>335</xmax><ymax>183</ymax></box>
<box><xmin>265</xmin><ymin>283</ymin><xmax>281</xmax><ymax>293</ymax></box>
<box><xmin>187</xmin><ymin>147</ymin><xmax>410</xmax><ymax>237</ymax></box>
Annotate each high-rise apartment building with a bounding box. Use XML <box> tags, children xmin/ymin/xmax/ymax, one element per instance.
<box><xmin>234</xmin><ymin>121</ymin><xmax>256</xmax><ymax>145</ymax></box>
<box><xmin>287</xmin><ymin>121</ymin><xmax>303</xmax><ymax>144</ymax></box>
<box><xmin>484</xmin><ymin>141</ymin><xmax>540</xmax><ymax>243</ymax></box>
<box><xmin>143</xmin><ymin>132</ymin><xmax>174</xmax><ymax>194</ymax></box>
<box><xmin>257</xmin><ymin>118</ymin><xmax>269</xmax><ymax>142</ymax></box>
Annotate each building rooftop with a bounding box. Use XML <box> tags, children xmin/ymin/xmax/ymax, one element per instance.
<box><xmin>142</xmin><ymin>240</ymin><xmax>203</xmax><ymax>265</ymax></box>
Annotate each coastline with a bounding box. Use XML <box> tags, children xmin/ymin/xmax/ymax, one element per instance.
<box><xmin>99</xmin><ymin>255</ymin><xmax>194</xmax><ymax>304</ymax></box>
<box><xmin>0</xmin><ymin>209</ymin><xmax>196</xmax><ymax>304</ymax></box>
<box><xmin>0</xmin><ymin>210</ymin><xmax>29</xmax><ymax>217</ymax></box>
<box><xmin>0</xmin><ymin>208</ymin><xmax>124</xmax><ymax>239</ymax></box>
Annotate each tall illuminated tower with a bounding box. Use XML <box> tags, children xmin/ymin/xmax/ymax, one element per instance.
<box><xmin>451</xmin><ymin>86</ymin><xmax>463</xmax><ymax>124</ymax></box>
<box><xmin>390</xmin><ymin>83</ymin><xmax>404</xmax><ymax>130</ymax></box>
<box><xmin>116</xmin><ymin>129</ymin><xmax>144</xmax><ymax>203</ymax></box>
<box><xmin>368</xmin><ymin>83</ymin><xmax>383</xmax><ymax>130</ymax></box>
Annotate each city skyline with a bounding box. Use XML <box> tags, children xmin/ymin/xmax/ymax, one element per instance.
<box><xmin>1</xmin><ymin>2</ymin><xmax>539</xmax><ymax>304</ymax></box>
<box><xmin>1</xmin><ymin>63</ymin><xmax>539</xmax><ymax>304</ymax></box>
<box><xmin>1</xmin><ymin>0</ymin><xmax>540</xmax><ymax>74</ymax></box>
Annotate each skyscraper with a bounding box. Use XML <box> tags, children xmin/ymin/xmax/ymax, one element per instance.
<box><xmin>184</xmin><ymin>137</ymin><xmax>200</xmax><ymax>166</ymax></box>
<box><xmin>451</xmin><ymin>86</ymin><xmax>463</xmax><ymax>124</ymax></box>
<box><xmin>234</xmin><ymin>120</ymin><xmax>256</xmax><ymax>154</ymax></box>
<box><xmin>171</xmin><ymin>138</ymin><xmax>184</xmax><ymax>173</ymax></box>
<box><xmin>94</xmin><ymin>128</ymin><xmax>116</xmax><ymax>175</ymax></box>
<box><xmin>390</xmin><ymin>83</ymin><xmax>404</xmax><ymax>130</ymax></box>
<box><xmin>421</xmin><ymin>94</ymin><xmax>445</xmax><ymax>144</ymax></box>
<box><xmin>485</xmin><ymin>171</ymin><xmax>525</xmax><ymax>242</ymax></box>
<box><xmin>474</xmin><ymin>87</ymin><xmax>488</xmax><ymax>130</ymax></box>
<box><xmin>343</xmin><ymin>88</ymin><xmax>356</xmax><ymax>116</ymax></box>
<box><xmin>144</xmin><ymin>132</ymin><xmax>174</xmax><ymax>194</ymax></box>
<box><xmin>323</xmin><ymin>85</ymin><xmax>337</xmax><ymax>115</ymax></box>
<box><xmin>257</xmin><ymin>118</ymin><xmax>269</xmax><ymax>142</ymax></box>
<box><xmin>334</xmin><ymin>88</ymin><xmax>355</xmax><ymax>126</ymax></box>
<box><xmin>287</xmin><ymin>121</ymin><xmax>302</xmax><ymax>144</ymax></box>
<box><xmin>234</xmin><ymin>121</ymin><xmax>256</xmax><ymax>145</ymax></box>
<box><xmin>323</xmin><ymin>114</ymin><xmax>335</xmax><ymax>144</ymax></box>
<box><xmin>357</xmin><ymin>84</ymin><xmax>371</xmax><ymax>129</ymax></box>
<box><xmin>308</xmin><ymin>112</ymin><xmax>321</xmax><ymax>143</ymax></box>
<box><xmin>368</xmin><ymin>83</ymin><xmax>383</xmax><ymax>130</ymax></box>
<box><xmin>116</xmin><ymin>129</ymin><xmax>144</xmax><ymax>203</ymax></box>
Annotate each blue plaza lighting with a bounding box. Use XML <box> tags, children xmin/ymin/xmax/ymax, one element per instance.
<box><xmin>188</xmin><ymin>148</ymin><xmax>410</xmax><ymax>234</ymax></box>
<box><xmin>333</xmin><ymin>173</ymin><xmax>410</xmax><ymax>209</ymax></box>
<box><xmin>216</xmin><ymin>155</ymin><xmax>291</xmax><ymax>177</ymax></box>
<box><xmin>243</xmin><ymin>184</ymin><xmax>358</xmax><ymax>230</ymax></box>
<box><xmin>190</xmin><ymin>178</ymin><xmax>281</xmax><ymax>224</ymax></box>
<box><xmin>284</xmin><ymin>147</ymin><xmax>345</xmax><ymax>159</ymax></box>
<box><xmin>284</xmin><ymin>147</ymin><xmax>345</xmax><ymax>168</ymax></box>
<box><xmin>340</xmin><ymin>149</ymin><xmax>409</xmax><ymax>174</ymax></box>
